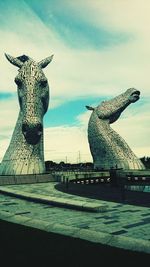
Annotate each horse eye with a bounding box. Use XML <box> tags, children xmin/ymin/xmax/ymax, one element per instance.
<box><xmin>40</xmin><ymin>80</ymin><xmax>47</xmax><ymax>87</ymax></box>
<box><xmin>15</xmin><ymin>78</ymin><xmax>22</xmax><ymax>87</ymax></box>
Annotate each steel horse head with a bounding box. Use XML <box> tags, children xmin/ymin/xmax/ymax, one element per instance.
<box><xmin>5</xmin><ymin>53</ymin><xmax>53</xmax><ymax>145</ymax></box>
<box><xmin>86</xmin><ymin>88</ymin><xmax>145</xmax><ymax>171</ymax></box>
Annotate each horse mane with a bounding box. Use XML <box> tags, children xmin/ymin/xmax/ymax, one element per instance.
<box><xmin>16</xmin><ymin>55</ymin><xmax>30</xmax><ymax>63</ymax></box>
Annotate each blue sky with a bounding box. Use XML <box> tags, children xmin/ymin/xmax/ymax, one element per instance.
<box><xmin>25</xmin><ymin>0</ymin><xmax>130</xmax><ymax>49</ymax></box>
<box><xmin>0</xmin><ymin>0</ymin><xmax>149</xmax><ymax>162</ymax></box>
<box><xmin>45</xmin><ymin>97</ymin><xmax>99</xmax><ymax>127</ymax></box>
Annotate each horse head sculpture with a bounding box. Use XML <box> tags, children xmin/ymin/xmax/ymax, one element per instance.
<box><xmin>5</xmin><ymin>53</ymin><xmax>53</xmax><ymax>145</ymax></box>
<box><xmin>0</xmin><ymin>53</ymin><xmax>53</xmax><ymax>175</ymax></box>
<box><xmin>86</xmin><ymin>88</ymin><xmax>145</xmax><ymax>171</ymax></box>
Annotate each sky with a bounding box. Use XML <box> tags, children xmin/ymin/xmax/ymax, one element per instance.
<box><xmin>0</xmin><ymin>0</ymin><xmax>149</xmax><ymax>163</ymax></box>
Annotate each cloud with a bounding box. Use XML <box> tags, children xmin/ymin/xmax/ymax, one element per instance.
<box><xmin>0</xmin><ymin>98</ymin><xmax>19</xmax><ymax>130</ymax></box>
<box><xmin>48</xmin><ymin>0</ymin><xmax>150</xmax><ymax>99</ymax></box>
<box><xmin>0</xmin><ymin>0</ymin><xmax>150</xmax><ymax>105</ymax></box>
<box><xmin>67</xmin><ymin>0</ymin><xmax>150</xmax><ymax>34</ymax></box>
<box><xmin>111</xmin><ymin>105</ymin><xmax>150</xmax><ymax>157</ymax></box>
<box><xmin>26</xmin><ymin>0</ymin><xmax>130</xmax><ymax>50</ymax></box>
<box><xmin>1</xmin><ymin>0</ymin><xmax>150</xmax><ymax>99</ymax></box>
<box><xmin>0</xmin><ymin>97</ymin><xmax>19</xmax><ymax>160</ymax></box>
<box><xmin>44</xmin><ymin>125</ymin><xmax>92</xmax><ymax>163</ymax></box>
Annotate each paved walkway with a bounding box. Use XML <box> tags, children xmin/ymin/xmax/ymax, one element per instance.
<box><xmin>0</xmin><ymin>183</ymin><xmax>107</xmax><ymax>212</ymax></box>
<box><xmin>0</xmin><ymin>182</ymin><xmax>150</xmax><ymax>254</ymax></box>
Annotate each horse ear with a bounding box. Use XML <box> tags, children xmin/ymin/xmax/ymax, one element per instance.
<box><xmin>5</xmin><ymin>53</ymin><xmax>23</xmax><ymax>68</ymax></box>
<box><xmin>38</xmin><ymin>55</ymin><xmax>54</xmax><ymax>69</ymax></box>
<box><xmin>85</xmin><ymin>105</ymin><xmax>95</xmax><ymax>111</ymax></box>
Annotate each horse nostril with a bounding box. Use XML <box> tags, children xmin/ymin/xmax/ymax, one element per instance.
<box><xmin>36</xmin><ymin>123</ymin><xmax>43</xmax><ymax>131</ymax></box>
<box><xmin>22</xmin><ymin>123</ymin><xmax>28</xmax><ymax>135</ymax></box>
<box><xmin>36</xmin><ymin>123</ymin><xmax>43</xmax><ymax>135</ymax></box>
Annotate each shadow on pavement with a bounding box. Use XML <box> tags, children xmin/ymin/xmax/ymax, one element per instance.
<box><xmin>0</xmin><ymin>220</ymin><xmax>149</xmax><ymax>266</ymax></box>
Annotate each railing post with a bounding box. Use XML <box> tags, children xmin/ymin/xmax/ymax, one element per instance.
<box><xmin>66</xmin><ymin>177</ymin><xmax>69</xmax><ymax>190</ymax></box>
<box><xmin>110</xmin><ymin>169</ymin><xmax>117</xmax><ymax>187</ymax></box>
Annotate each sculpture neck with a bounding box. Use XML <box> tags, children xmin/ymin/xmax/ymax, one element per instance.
<box><xmin>88</xmin><ymin>112</ymin><xmax>145</xmax><ymax>170</ymax></box>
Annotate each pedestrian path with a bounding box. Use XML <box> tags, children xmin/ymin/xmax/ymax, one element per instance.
<box><xmin>0</xmin><ymin>183</ymin><xmax>107</xmax><ymax>212</ymax></box>
<box><xmin>0</xmin><ymin>182</ymin><xmax>150</xmax><ymax>254</ymax></box>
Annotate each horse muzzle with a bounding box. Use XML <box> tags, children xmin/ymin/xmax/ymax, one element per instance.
<box><xmin>22</xmin><ymin>122</ymin><xmax>43</xmax><ymax>145</ymax></box>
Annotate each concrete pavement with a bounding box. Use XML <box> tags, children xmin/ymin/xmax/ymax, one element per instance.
<box><xmin>0</xmin><ymin>182</ymin><xmax>150</xmax><ymax>254</ymax></box>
